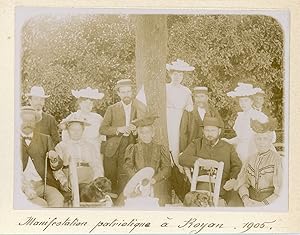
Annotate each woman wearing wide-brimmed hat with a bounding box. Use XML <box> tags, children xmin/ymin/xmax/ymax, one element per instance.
<box><xmin>55</xmin><ymin>113</ymin><xmax>104</xmax><ymax>206</ymax></box>
<box><xmin>224</xmin><ymin>83</ymin><xmax>269</xmax><ymax>163</ymax></box>
<box><xmin>62</xmin><ymin>87</ymin><xmax>105</xmax><ymax>175</ymax></box>
<box><xmin>165</xmin><ymin>59</ymin><xmax>195</xmax><ymax>171</ymax></box>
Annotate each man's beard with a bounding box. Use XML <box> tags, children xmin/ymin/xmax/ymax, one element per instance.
<box><xmin>122</xmin><ymin>97</ymin><xmax>132</xmax><ymax>104</ymax></box>
<box><xmin>22</xmin><ymin>125</ymin><xmax>34</xmax><ymax>134</ymax></box>
<box><xmin>205</xmin><ymin>136</ymin><xmax>219</xmax><ymax>146</ymax></box>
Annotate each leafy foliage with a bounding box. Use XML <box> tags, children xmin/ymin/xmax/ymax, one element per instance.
<box><xmin>21</xmin><ymin>14</ymin><xmax>284</xmax><ymax>128</ymax></box>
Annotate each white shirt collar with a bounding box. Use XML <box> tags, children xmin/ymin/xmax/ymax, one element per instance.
<box><xmin>21</xmin><ymin>132</ymin><xmax>33</xmax><ymax>138</ymax></box>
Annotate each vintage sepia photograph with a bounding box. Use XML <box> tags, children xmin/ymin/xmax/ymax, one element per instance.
<box><xmin>14</xmin><ymin>7</ymin><xmax>289</xmax><ymax>210</ymax></box>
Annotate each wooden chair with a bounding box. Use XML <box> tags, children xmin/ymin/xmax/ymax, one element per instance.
<box><xmin>190</xmin><ymin>158</ymin><xmax>224</xmax><ymax>207</ymax></box>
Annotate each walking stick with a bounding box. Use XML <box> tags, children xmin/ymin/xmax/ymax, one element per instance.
<box><xmin>43</xmin><ymin>152</ymin><xmax>49</xmax><ymax>199</ymax></box>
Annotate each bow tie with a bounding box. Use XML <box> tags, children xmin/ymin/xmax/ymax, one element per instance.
<box><xmin>23</xmin><ymin>136</ymin><xmax>32</xmax><ymax>141</ymax></box>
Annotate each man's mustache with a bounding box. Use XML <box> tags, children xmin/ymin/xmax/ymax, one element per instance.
<box><xmin>23</xmin><ymin>125</ymin><xmax>34</xmax><ymax>129</ymax></box>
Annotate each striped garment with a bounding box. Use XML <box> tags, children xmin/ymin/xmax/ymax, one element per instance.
<box><xmin>236</xmin><ymin>149</ymin><xmax>282</xmax><ymax>205</ymax></box>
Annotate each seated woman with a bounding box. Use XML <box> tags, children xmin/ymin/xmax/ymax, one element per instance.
<box><xmin>235</xmin><ymin>118</ymin><xmax>282</xmax><ymax>206</ymax></box>
<box><xmin>123</xmin><ymin>115</ymin><xmax>172</xmax><ymax>206</ymax></box>
<box><xmin>53</xmin><ymin>113</ymin><xmax>103</xmax><ymax>205</ymax></box>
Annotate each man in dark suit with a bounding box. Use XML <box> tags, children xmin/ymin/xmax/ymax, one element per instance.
<box><xmin>100</xmin><ymin>79</ymin><xmax>139</xmax><ymax>194</ymax></box>
<box><xmin>20</xmin><ymin>106</ymin><xmax>64</xmax><ymax>207</ymax></box>
<box><xmin>179</xmin><ymin>86</ymin><xmax>224</xmax><ymax>153</ymax></box>
<box><xmin>179</xmin><ymin>116</ymin><xmax>243</xmax><ymax>206</ymax></box>
<box><xmin>252</xmin><ymin>88</ymin><xmax>272</xmax><ymax>117</ymax></box>
<box><xmin>26</xmin><ymin>86</ymin><xmax>60</xmax><ymax>145</ymax></box>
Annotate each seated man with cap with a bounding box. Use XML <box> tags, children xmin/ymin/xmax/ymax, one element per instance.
<box><xmin>179</xmin><ymin>86</ymin><xmax>224</xmax><ymax>153</ymax></box>
<box><xmin>123</xmin><ymin>115</ymin><xmax>172</xmax><ymax>206</ymax></box>
<box><xmin>20</xmin><ymin>106</ymin><xmax>64</xmax><ymax>207</ymax></box>
<box><xmin>26</xmin><ymin>86</ymin><xmax>60</xmax><ymax>145</ymax></box>
<box><xmin>179</xmin><ymin>116</ymin><xmax>243</xmax><ymax>206</ymax></box>
<box><xmin>234</xmin><ymin>118</ymin><xmax>282</xmax><ymax>207</ymax></box>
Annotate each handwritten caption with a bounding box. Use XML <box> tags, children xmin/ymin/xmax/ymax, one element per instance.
<box><xmin>18</xmin><ymin>216</ymin><xmax>278</xmax><ymax>234</ymax></box>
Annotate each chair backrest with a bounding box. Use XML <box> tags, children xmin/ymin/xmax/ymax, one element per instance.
<box><xmin>190</xmin><ymin>158</ymin><xmax>224</xmax><ymax>207</ymax></box>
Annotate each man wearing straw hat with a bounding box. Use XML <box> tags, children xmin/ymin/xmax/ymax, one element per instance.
<box><xmin>252</xmin><ymin>87</ymin><xmax>272</xmax><ymax>118</ymax></box>
<box><xmin>100</xmin><ymin>79</ymin><xmax>140</xmax><ymax>194</ymax></box>
<box><xmin>20</xmin><ymin>106</ymin><xmax>64</xmax><ymax>207</ymax></box>
<box><xmin>179</xmin><ymin>86</ymin><xmax>224</xmax><ymax>153</ymax></box>
<box><xmin>26</xmin><ymin>86</ymin><xmax>60</xmax><ymax>145</ymax></box>
<box><xmin>179</xmin><ymin>116</ymin><xmax>243</xmax><ymax>206</ymax></box>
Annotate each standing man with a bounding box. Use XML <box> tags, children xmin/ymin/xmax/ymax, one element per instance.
<box><xmin>252</xmin><ymin>88</ymin><xmax>272</xmax><ymax>117</ymax></box>
<box><xmin>179</xmin><ymin>116</ymin><xmax>242</xmax><ymax>206</ymax></box>
<box><xmin>26</xmin><ymin>86</ymin><xmax>60</xmax><ymax>145</ymax></box>
<box><xmin>179</xmin><ymin>86</ymin><xmax>224</xmax><ymax>153</ymax></box>
<box><xmin>100</xmin><ymin>79</ymin><xmax>139</xmax><ymax>194</ymax></box>
<box><xmin>20</xmin><ymin>106</ymin><xmax>64</xmax><ymax>207</ymax></box>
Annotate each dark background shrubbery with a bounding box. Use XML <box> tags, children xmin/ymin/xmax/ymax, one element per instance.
<box><xmin>20</xmin><ymin>14</ymin><xmax>284</xmax><ymax>130</ymax></box>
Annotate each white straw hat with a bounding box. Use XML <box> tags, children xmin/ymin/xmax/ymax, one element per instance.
<box><xmin>71</xmin><ymin>87</ymin><xmax>104</xmax><ymax>100</ymax></box>
<box><xmin>227</xmin><ymin>83</ymin><xmax>261</xmax><ymax>97</ymax></box>
<box><xmin>166</xmin><ymin>59</ymin><xmax>195</xmax><ymax>72</ymax></box>
<box><xmin>123</xmin><ymin>167</ymin><xmax>155</xmax><ymax>198</ymax></box>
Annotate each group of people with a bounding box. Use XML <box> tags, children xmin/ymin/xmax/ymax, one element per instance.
<box><xmin>19</xmin><ymin>58</ymin><xmax>283</xmax><ymax>208</ymax></box>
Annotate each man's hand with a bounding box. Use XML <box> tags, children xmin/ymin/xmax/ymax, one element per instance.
<box><xmin>48</xmin><ymin>150</ymin><xmax>59</xmax><ymax>162</ymax></box>
<box><xmin>185</xmin><ymin>104</ymin><xmax>193</xmax><ymax>112</ymax></box>
<box><xmin>128</xmin><ymin>124</ymin><xmax>137</xmax><ymax>132</ymax></box>
<box><xmin>223</xmin><ymin>178</ymin><xmax>237</xmax><ymax>191</ymax></box>
<box><xmin>117</xmin><ymin>126</ymin><xmax>129</xmax><ymax>134</ymax></box>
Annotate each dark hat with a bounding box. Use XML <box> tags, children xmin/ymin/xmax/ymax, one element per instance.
<box><xmin>203</xmin><ymin>116</ymin><xmax>223</xmax><ymax>128</ymax></box>
<box><xmin>114</xmin><ymin>79</ymin><xmax>135</xmax><ymax>91</ymax></box>
<box><xmin>131</xmin><ymin>115</ymin><xmax>159</xmax><ymax>128</ymax></box>
<box><xmin>250</xmin><ymin>118</ymin><xmax>277</xmax><ymax>133</ymax></box>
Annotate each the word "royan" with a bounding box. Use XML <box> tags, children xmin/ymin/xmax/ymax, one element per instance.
<box><xmin>178</xmin><ymin>218</ymin><xmax>224</xmax><ymax>234</ymax></box>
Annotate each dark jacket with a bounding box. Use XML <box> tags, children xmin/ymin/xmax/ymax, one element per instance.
<box><xmin>35</xmin><ymin>112</ymin><xmax>60</xmax><ymax>146</ymax></box>
<box><xmin>99</xmin><ymin>101</ymin><xmax>138</xmax><ymax>158</ymax></box>
<box><xmin>124</xmin><ymin>142</ymin><xmax>171</xmax><ymax>182</ymax></box>
<box><xmin>21</xmin><ymin>131</ymin><xmax>62</xmax><ymax>189</ymax></box>
<box><xmin>123</xmin><ymin>141</ymin><xmax>172</xmax><ymax>205</ymax></box>
<box><xmin>179</xmin><ymin>137</ymin><xmax>242</xmax><ymax>197</ymax></box>
<box><xmin>179</xmin><ymin>104</ymin><xmax>224</xmax><ymax>152</ymax></box>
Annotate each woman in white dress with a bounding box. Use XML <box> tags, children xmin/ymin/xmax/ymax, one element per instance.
<box><xmin>165</xmin><ymin>59</ymin><xmax>194</xmax><ymax>170</ymax></box>
<box><xmin>223</xmin><ymin>83</ymin><xmax>270</xmax><ymax>163</ymax></box>
<box><xmin>62</xmin><ymin>87</ymin><xmax>105</xmax><ymax>176</ymax></box>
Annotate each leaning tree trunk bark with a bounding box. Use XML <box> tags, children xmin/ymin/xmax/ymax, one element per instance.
<box><xmin>134</xmin><ymin>15</ymin><xmax>169</xmax><ymax>147</ymax></box>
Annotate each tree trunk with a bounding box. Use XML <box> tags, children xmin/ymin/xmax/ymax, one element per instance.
<box><xmin>135</xmin><ymin>15</ymin><xmax>168</xmax><ymax>147</ymax></box>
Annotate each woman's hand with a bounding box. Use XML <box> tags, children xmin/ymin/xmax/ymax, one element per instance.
<box><xmin>150</xmin><ymin>178</ymin><xmax>156</xmax><ymax>185</ymax></box>
<box><xmin>24</xmin><ymin>187</ymin><xmax>37</xmax><ymax>200</ymax></box>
